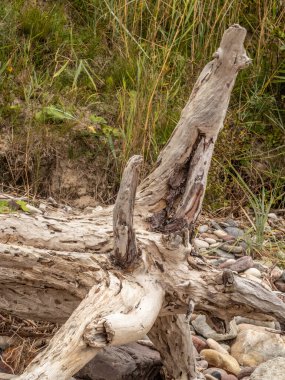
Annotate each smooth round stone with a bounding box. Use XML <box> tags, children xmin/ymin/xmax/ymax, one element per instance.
<box><xmin>192</xmin><ymin>335</ymin><xmax>208</xmax><ymax>353</ymax></box>
<box><xmin>249</xmin><ymin>357</ymin><xmax>285</xmax><ymax>380</ymax></box>
<box><xmin>225</xmin><ymin>226</ymin><xmax>244</xmax><ymax>238</ymax></box>
<box><xmin>207</xmin><ymin>338</ymin><xmax>229</xmax><ymax>355</ymax></box>
<box><xmin>237</xmin><ymin>366</ymin><xmax>256</xmax><ymax>379</ymax></box>
<box><xmin>200</xmin><ymin>349</ymin><xmax>241</xmax><ymax>375</ymax></box>
<box><xmin>227</xmin><ymin>256</ymin><xmax>253</xmax><ymax>272</ymax></box>
<box><xmin>225</xmin><ymin>218</ymin><xmax>238</xmax><ymax>227</ymax></box>
<box><xmin>252</xmin><ymin>262</ymin><xmax>268</xmax><ymax>273</ymax></box>
<box><xmin>204</xmin><ymin>368</ymin><xmax>227</xmax><ymax>377</ymax></box>
<box><xmin>222</xmin><ymin>244</ymin><xmax>243</xmax><ymax>254</ymax></box>
<box><xmin>219</xmin><ymin>259</ymin><xmax>236</xmax><ymax>269</ymax></box>
<box><xmin>270</xmin><ymin>267</ymin><xmax>282</xmax><ymax>282</ymax></box>
<box><xmin>205</xmin><ymin>375</ymin><xmax>220</xmax><ymax>380</ymax></box>
<box><xmin>210</xmin><ymin>243</ymin><xmax>222</xmax><ymax>248</ymax></box>
<box><xmin>222</xmin><ymin>235</ymin><xmax>236</xmax><ymax>242</ymax></box>
<box><xmin>221</xmin><ymin>375</ymin><xmax>238</xmax><ymax>380</ymax></box>
<box><xmin>213</xmin><ymin>249</ymin><xmax>234</xmax><ymax>259</ymax></box>
<box><xmin>268</xmin><ymin>212</ymin><xmax>278</xmax><ymax>220</ymax></box>
<box><xmin>244</xmin><ymin>268</ymin><xmax>261</xmax><ymax>278</ymax></box>
<box><xmin>205</xmin><ymin>238</ymin><xmax>217</xmax><ymax>244</ymax></box>
<box><xmin>275</xmin><ymin>280</ymin><xmax>285</xmax><ymax>292</ymax></box>
<box><xmin>213</xmin><ymin>230</ymin><xmax>228</xmax><ymax>238</ymax></box>
<box><xmin>193</xmin><ymin>238</ymin><xmax>210</xmax><ymax>249</ymax></box>
<box><xmin>198</xmin><ymin>224</ymin><xmax>209</xmax><ymax>233</ymax></box>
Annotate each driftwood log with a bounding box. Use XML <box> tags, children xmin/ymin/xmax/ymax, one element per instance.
<box><xmin>1</xmin><ymin>25</ymin><xmax>284</xmax><ymax>380</ymax></box>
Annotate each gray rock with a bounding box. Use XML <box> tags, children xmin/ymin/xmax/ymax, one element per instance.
<box><xmin>222</xmin><ymin>244</ymin><xmax>243</xmax><ymax>254</ymax></box>
<box><xmin>75</xmin><ymin>343</ymin><xmax>162</xmax><ymax>380</ymax></box>
<box><xmin>237</xmin><ymin>367</ymin><xmax>256</xmax><ymax>379</ymax></box>
<box><xmin>249</xmin><ymin>357</ymin><xmax>285</xmax><ymax>380</ymax></box>
<box><xmin>213</xmin><ymin>249</ymin><xmax>234</xmax><ymax>259</ymax></box>
<box><xmin>211</xmin><ymin>221</ymin><xmax>223</xmax><ymax>230</ymax></box>
<box><xmin>226</xmin><ymin>256</ymin><xmax>253</xmax><ymax>272</ymax></box>
<box><xmin>198</xmin><ymin>224</ymin><xmax>209</xmax><ymax>233</ymax></box>
<box><xmin>252</xmin><ymin>262</ymin><xmax>268</xmax><ymax>273</ymax></box>
<box><xmin>225</xmin><ymin>227</ymin><xmax>245</xmax><ymax>238</ymax></box>
<box><xmin>194</xmin><ymin>238</ymin><xmax>210</xmax><ymax>249</ymax></box>
<box><xmin>225</xmin><ymin>218</ymin><xmax>239</xmax><ymax>227</ymax></box>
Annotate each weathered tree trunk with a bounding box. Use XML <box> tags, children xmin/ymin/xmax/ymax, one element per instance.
<box><xmin>1</xmin><ymin>25</ymin><xmax>284</xmax><ymax>380</ymax></box>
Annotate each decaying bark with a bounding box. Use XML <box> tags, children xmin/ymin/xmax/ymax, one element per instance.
<box><xmin>0</xmin><ymin>25</ymin><xmax>283</xmax><ymax>380</ymax></box>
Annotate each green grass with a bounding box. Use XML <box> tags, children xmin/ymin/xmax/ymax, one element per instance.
<box><xmin>0</xmin><ymin>0</ymin><xmax>284</xmax><ymax>208</ymax></box>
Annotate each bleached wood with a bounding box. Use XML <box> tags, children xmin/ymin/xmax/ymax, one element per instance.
<box><xmin>113</xmin><ymin>155</ymin><xmax>143</xmax><ymax>268</ymax></box>
<box><xmin>137</xmin><ymin>24</ymin><xmax>251</xmax><ymax>228</ymax></box>
<box><xmin>0</xmin><ymin>25</ymin><xmax>280</xmax><ymax>380</ymax></box>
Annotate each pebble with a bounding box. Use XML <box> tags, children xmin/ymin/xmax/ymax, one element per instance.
<box><xmin>206</xmin><ymin>338</ymin><xmax>229</xmax><ymax>355</ymax></box>
<box><xmin>237</xmin><ymin>367</ymin><xmax>256</xmax><ymax>379</ymax></box>
<box><xmin>275</xmin><ymin>280</ymin><xmax>285</xmax><ymax>292</ymax></box>
<box><xmin>219</xmin><ymin>259</ymin><xmax>237</xmax><ymax>269</ymax></box>
<box><xmin>231</xmin><ymin>324</ymin><xmax>285</xmax><ymax>366</ymax></box>
<box><xmin>225</xmin><ymin>227</ymin><xmax>244</xmax><ymax>238</ymax></box>
<box><xmin>226</xmin><ymin>256</ymin><xmax>253</xmax><ymax>272</ymax></box>
<box><xmin>204</xmin><ymin>368</ymin><xmax>227</xmax><ymax>377</ymax></box>
<box><xmin>214</xmin><ymin>230</ymin><xmax>228</xmax><ymax>238</ymax></box>
<box><xmin>222</xmin><ymin>235</ymin><xmax>236</xmax><ymax>242</ymax></box>
<box><xmin>249</xmin><ymin>357</ymin><xmax>285</xmax><ymax>380</ymax></box>
<box><xmin>252</xmin><ymin>262</ymin><xmax>267</xmax><ymax>273</ymax></box>
<box><xmin>205</xmin><ymin>238</ymin><xmax>217</xmax><ymax>244</ymax></box>
<box><xmin>243</xmin><ymin>268</ymin><xmax>261</xmax><ymax>278</ymax></box>
<box><xmin>270</xmin><ymin>267</ymin><xmax>282</xmax><ymax>282</ymax></box>
<box><xmin>192</xmin><ymin>335</ymin><xmax>208</xmax><ymax>352</ymax></box>
<box><xmin>225</xmin><ymin>218</ymin><xmax>238</xmax><ymax>227</ymax></box>
<box><xmin>200</xmin><ymin>349</ymin><xmax>241</xmax><ymax>375</ymax></box>
<box><xmin>198</xmin><ymin>224</ymin><xmax>209</xmax><ymax>233</ymax></box>
<box><xmin>193</xmin><ymin>238</ymin><xmax>210</xmax><ymax>249</ymax></box>
<box><xmin>213</xmin><ymin>249</ymin><xmax>235</xmax><ymax>259</ymax></box>
<box><xmin>210</xmin><ymin>243</ymin><xmax>222</xmax><ymax>248</ymax></box>
<box><xmin>201</xmin><ymin>233</ymin><xmax>220</xmax><ymax>240</ymax></box>
<box><xmin>222</xmin><ymin>375</ymin><xmax>238</xmax><ymax>380</ymax></box>
<box><xmin>268</xmin><ymin>212</ymin><xmax>278</xmax><ymax>220</ymax></box>
<box><xmin>222</xmin><ymin>244</ymin><xmax>243</xmax><ymax>254</ymax></box>
<box><xmin>205</xmin><ymin>375</ymin><xmax>220</xmax><ymax>380</ymax></box>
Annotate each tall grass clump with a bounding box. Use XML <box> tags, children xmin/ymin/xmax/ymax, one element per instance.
<box><xmin>0</xmin><ymin>0</ymin><xmax>284</xmax><ymax>208</ymax></box>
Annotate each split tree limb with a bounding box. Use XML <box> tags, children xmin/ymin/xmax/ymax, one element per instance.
<box><xmin>137</xmin><ymin>24</ymin><xmax>251</xmax><ymax>229</ymax></box>
<box><xmin>112</xmin><ymin>155</ymin><xmax>143</xmax><ymax>269</ymax></box>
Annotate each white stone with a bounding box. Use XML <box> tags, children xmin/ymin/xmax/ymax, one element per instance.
<box><xmin>193</xmin><ymin>239</ymin><xmax>209</xmax><ymax>249</ymax></box>
<box><xmin>213</xmin><ymin>229</ymin><xmax>228</xmax><ymax>238</ymax></box>
<box><xmin>268</xmin><ymin>213</ymin><xmax>278</xmax><ymax>220</ymax></box>
<box><xmin>198</xmin><ymin>224</ymin><xmax>209</xmax><ymax>233</ymax></box>
<box><xmin>250</xmin><ymin>357</ymin><xmax>285</xmax><ymax>380</ymax></box>
<box><xmin>204</xmin><ymin>238</ymin><xmax>217</xmax><ymax>244</ymax></box>
<box><xmin>210</xmin><ymin>243</ymin><xmax>221</xmax><ymax>248</ymax></box>
<box><xmin>231</xmin><ymin>324</ymin><xmax>285</xmax><ymax>367</ymax></box>
<box><xmin>244</xmin><ymin>268</ymin><xmax>262</xmax><ymax>278</ymax></box>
